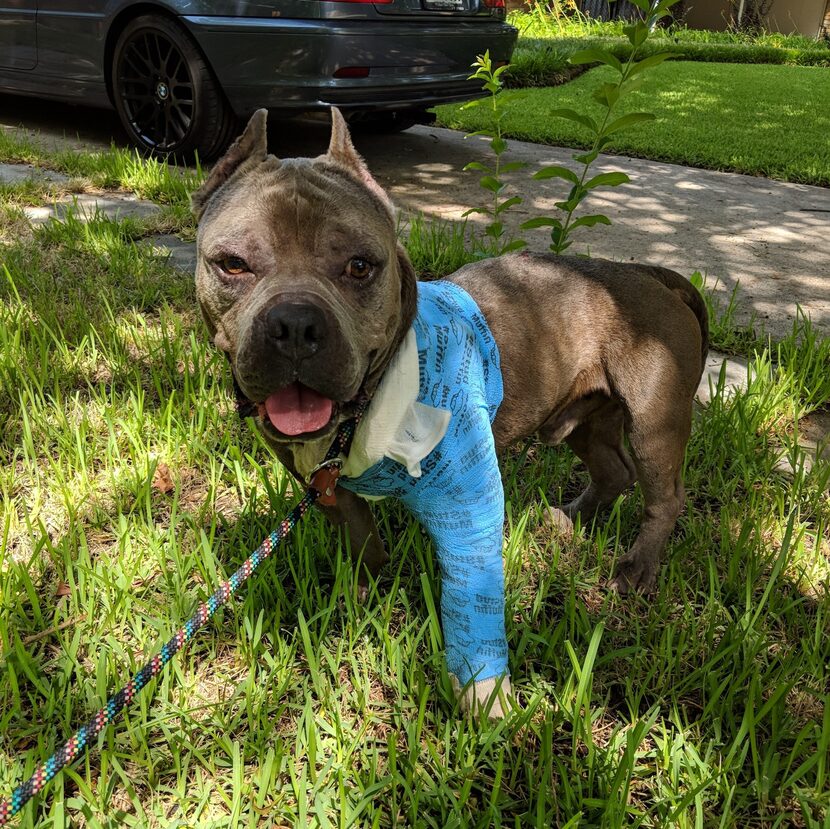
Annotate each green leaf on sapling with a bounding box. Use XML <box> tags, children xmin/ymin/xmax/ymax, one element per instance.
<box><xmin>549</xmin><ymin>108</ymin><xmax>598</xmax><ymax>133</ymax></box>
<box><xmin>603</xmin><ymin>112</ymin><xmax>656</xmax><ymax>136</ymax></box>
<box><xmin>479</xmin><ymin>176</ymin><xmax>504</xmax><ymax>194</ymax></box>
<box><xmin>463</xmin><ymin>161</ymin><xmax>491</xmax><ymax>173</ymax></box>
<box><xmin>520</xmin><ymin>216</ymin><xmax>562</xmax><ymax>230</ymax></box>
<box><xmin>495</xmin><ymin>196</ymin><xmax>523</xmax><ymax>214</ymax></box>
<box><xmin>569</xmin><ymin>49</ymin><xmax>623</xmax><ymax>73</ymax></box>
<box><xmin>583</xmin><ymin>172</ymin><xmax>630</xmax><ymax>189</ymax></box>
<box><xmin>533</xmin><ymin>165</ymin><xmax>580</xmax><ymax>184</ymax></box>
<box><xmin>569</xmin><ymin>214</ymin><xmax>612</xmax><ymax>230</ymax></box>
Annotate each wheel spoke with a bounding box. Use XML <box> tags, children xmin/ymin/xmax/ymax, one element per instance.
<box><xmin>123</xmin><ymin>58</ymin><xmax>145</xmax><ymax>82</ymax></box>
<box><xmin>151</xmin><ymin>33</ymin><xmax>165</xmax><ymax>75</ymax></box>
<box><xmin>171</xmin><ymin>81</ymin><xmax>193</xmax><ymax>102</ymax></box>
<box><xmin>154</xmin><ymin>108</ymin><xmax>166</xmax><ymax>145</ymax></box>
<box><xmin>123</xmin><ymin>48</ymin><xmax>150</xmax><ymax>79</ymax></box>
<box><xmin>163</xmin><ymin>107</ymin><xmax>173</xmax><ymax>147</ymax></box>
<box><xmin>168</xmin><ymin>108</ymin><xmax>187</xmax><ymax>143</ymax></box>
<box><xmin>138</xmin><ymin>101</ymin><xmax>155</xmax><ymax>121</ymax></box>
<box><xmin>172</xmin><ymin>100</ymin><xmax>193</xmax><ymax>117</ymax></box>
<box><xmin>159</xmin><ymin>37</ymin><xmax>170</xmax><ymax>77</ymax></box>
<box><xmin>120</xmin><ymin>90</ymin><xmax>156</xmax><ymax>104</ymax></box>
<box><xmin>169</xmin><ymin>53</ymin><xmax>186</xmax><ymax>84</ymax></box>
<box><xmin>139</xmin><ymin>107</ymin><xmax>154</xmax><ymax>143</ymax></box>
<box><xmin>138</xmin><ymin>34</ymin><xmax>155</xmax><ymax>74</ymax></box>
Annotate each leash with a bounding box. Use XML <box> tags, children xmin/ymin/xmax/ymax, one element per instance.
<box><xmin>0</xmin><ymin>401</ymin><xmax>366</xmax><ymax>825</ymax></box>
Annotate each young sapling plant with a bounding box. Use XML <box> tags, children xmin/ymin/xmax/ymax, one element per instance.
<box><xmin>461</xmin><ymin>50</ymin><xmax>528</xmax><ymax>255</ymax></box>
<box><xmin>521</xmin><ymin>0</ymin><xmax>680</xmax><ymax>253</ymax></box>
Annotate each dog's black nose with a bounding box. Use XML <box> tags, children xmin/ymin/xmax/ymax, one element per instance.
<box><xmin>265</xmin><ymin>302</ymin><xmax>327</xmax><ymax>360</ymax></box>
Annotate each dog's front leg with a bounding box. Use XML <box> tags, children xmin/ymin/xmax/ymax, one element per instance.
<box><xmin>407</xmin><ymin>453</ymin><xmax>513</xmax><ymax>718</ymax></box>
<box><xmin>428</xmin><ymin>518</ymin><xmax>512</xmax><ymax>718</ymax></box>
<box><xmin>317</xmin><ymin>487</ymin><xmax>388</xmax><ymax>601</ymax></box>
<box><xmin>273</xmin><ymin>446</ymin><xmax>387</xmax><ymax>601</ymax></box>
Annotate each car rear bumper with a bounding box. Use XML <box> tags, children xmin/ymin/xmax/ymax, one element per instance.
<box><xmin>181</xmin><ymin>16</ymin><xmax>517</xmax><ymax>115</ymax></box>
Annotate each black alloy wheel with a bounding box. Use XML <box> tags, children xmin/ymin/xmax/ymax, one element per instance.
<box><xmin>111</xmin><ymin>15</ymin><xmax>236</xmax><ymax>161</ymax></box>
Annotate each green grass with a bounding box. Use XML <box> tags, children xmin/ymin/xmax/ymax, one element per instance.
<box><xmin>0</xmin><ymin>129</ymin><xmax>201</xmax><ymax>238</ymax></box>
<box><xmin>504</xmin><ymin>39</ymin><xmax>579</xmax><ymax>89</ymax></box>
<box><xmin>511</xmin><ymin>14</ymin><xmax>830</xmax><ymax>52</ymax></box>
<box><xmin>402</xmin><ymin>214</ymin><xmax>485</xmax><ymax>279</ymax></box>
<box><xmin>436</xmin><ymin>61</ymin><xmax>830</xmax><ymax>186</ymax></box>
<box><xmin>1</xmin><ymin>193</ymin><xmax>829</xmax><ymax>826</ymax></box>
<box><xmin>505</xmin><ymin>14</ymin><xmax>830</xmax><ymax>87</ymax></box>
<box><xmin>505</xmin><ymin>12</ymin><xmax>830</xmax><ymax>88</ymax></box>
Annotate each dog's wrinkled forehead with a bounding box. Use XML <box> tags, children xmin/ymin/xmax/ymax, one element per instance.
<box><xmin>192</xmin><ymin>108</ymin><xmax>396</xmax><ymax>237</ymax></box>
<box><xmin>201</xmin><ymin>158</ymin><xmax>395</xmax><ymax>259</ymax></box>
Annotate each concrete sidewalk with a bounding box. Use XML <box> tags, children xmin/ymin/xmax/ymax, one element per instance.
<box><xmin>1</xmin><ymin>96</ymin><xmax>828</xmax><ymax>339</ymax></box>
<box><xmin>1</xmin><ymin>117</ymin><xmax>828</xmax><ymax>469</ymax></box>
<box><xmin>350</xmin><ymin>125</ymin><xmax>830</xmax><ymax>342</ymax></box>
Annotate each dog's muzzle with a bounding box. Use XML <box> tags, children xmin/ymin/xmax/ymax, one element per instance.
<box><xmin>232</xmin><ymin>296</ymin><xmax>365</xmax><ymax>439</ymax></box>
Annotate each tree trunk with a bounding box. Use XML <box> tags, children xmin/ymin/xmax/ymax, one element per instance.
<box><xmin>576</xmin><ymin>0</ymin><xmax>644</xmax><ymax>21</ymax></box>
<box><xmin>728</xmin><ymin>0</ymin><xmax>776</xmax><ymax>30</ymax></box>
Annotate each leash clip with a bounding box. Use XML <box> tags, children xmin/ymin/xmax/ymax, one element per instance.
<box><xmin>309</xmin><ymin>459</ymin><xmax>343</xmax><ymax>506</ymax></box>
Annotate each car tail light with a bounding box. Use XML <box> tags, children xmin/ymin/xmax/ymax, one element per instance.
<box><xmin>482</xmin><ymin>0</ymin><xmax>506</xmax><ymax>17</ymax></box>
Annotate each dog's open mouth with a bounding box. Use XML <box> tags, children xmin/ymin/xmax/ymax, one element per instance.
<box><xmin>258</xmin><ymin>382</ymin><xmax>336</xmax><ymax>437</ymax></box>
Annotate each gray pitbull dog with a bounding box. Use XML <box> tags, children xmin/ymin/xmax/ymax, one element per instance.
<box><xmin>192</xmin><ymin>109</ymin><xmax>708</xmax><ymax>714</ymax></box>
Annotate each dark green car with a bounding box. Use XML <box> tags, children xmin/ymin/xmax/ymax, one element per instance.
<box><xmin>0</xmin><ymin>0</ymin><xmax>517</xmax><ymax>159</ymax></box>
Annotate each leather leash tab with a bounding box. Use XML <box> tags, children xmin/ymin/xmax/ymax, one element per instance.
<box><xmin>310</xmin><ymin>462</ymin><xmax>341</xmax><ymax>506</ymax></box>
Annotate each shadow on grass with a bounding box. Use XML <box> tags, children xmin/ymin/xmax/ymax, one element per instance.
<box><xmin>3</xmin><ymin>393</ymin><xmax>829</xmax><ymax>821</ymax></box>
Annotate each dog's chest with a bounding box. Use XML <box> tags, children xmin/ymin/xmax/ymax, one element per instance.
<box><xmin>338</xmin><ymin>280</ymin><xmax>503</xmax><ymax>506</ymax></box>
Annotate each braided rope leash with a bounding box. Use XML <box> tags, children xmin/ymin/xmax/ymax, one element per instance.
<box><xmin>0</xmin><ymin>404</ymin><xmax>365</xmax><ymax>825</ymax></box>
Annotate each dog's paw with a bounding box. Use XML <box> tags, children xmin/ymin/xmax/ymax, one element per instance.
<box><xmin>452</xmin><ymin>675</ymin><xmax>515</xmax><ymax>719</ymax></box>
<box><xmin>544</xmin><ymin>506</ymin><xmax>575</xmax><ymax>541</ymax></box>
<box><xmin>610</xmin><ymin>553</ymin><xmax>658</xmax><ymax>595</ymax></box>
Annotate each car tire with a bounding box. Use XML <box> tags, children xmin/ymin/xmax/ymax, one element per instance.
<box><xmin>111</xmin><ymin>14</ymin><xmax>236</xmax><ymax>161</ymax></box>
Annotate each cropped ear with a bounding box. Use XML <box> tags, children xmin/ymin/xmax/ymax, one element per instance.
<box><xmin>191</xmin><ymin>109</ymin><xmax>270</xmax><ymax>220</ymax></box>
<box><xmin>326</xmin><ymin>107</ymin><xmax>395</xmax><ymax>219</ymax></box>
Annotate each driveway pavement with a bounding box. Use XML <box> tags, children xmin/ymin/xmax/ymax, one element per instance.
<box><xmin>0</xmin><ymin>95</ymin><xmax>828</xmax><ymax>466</ymax></box>
<box><xmin>337</xmin><ymin>127</ymin><xmax>830</xmax><ymax>342</ymax></box>
<box><xmin>1</xmin><ymin>95</ymin><xmax>827</xmax><ymax>341</ymax></box>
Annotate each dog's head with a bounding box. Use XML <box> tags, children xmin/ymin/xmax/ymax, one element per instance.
<box><xmin>192</xmin><ymin>108</ymin><xmax>418</xmax><ymax>447</ymax></box>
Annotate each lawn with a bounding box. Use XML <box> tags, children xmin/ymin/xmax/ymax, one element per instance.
<box><xmin>435</xmin><ymin>61</ymin><xmax>830</xmax><ymax>186</ymax></box>
<box><xmin>0</xmin><ymin>139</ymin><xmax>829</xmax><ymax>827</ymax></box>
<box><xmin>513</xmin><ymin>15</ymin><xmax>830</xmax><ymax>62</ymax></box>
<box><xmin>504</xmin><ymin>14</ymin><xmax>830</xmax><ymax>88</ymax></box>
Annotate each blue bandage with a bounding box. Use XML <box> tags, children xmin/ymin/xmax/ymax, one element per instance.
<box><xmin>340</xmin><ymin>281</ymin><xmax>508</xmax><ymax>684</ymax></box>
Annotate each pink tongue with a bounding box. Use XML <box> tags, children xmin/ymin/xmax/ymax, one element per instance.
<box><xmin>264</xmin><ymin>383</ymin><xmax>334</xmax><ymax>436</ymax></box>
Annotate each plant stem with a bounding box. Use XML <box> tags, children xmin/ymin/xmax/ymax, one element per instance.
<box><xmin>555</xmin><ymin>21</ymin><xmax>650</xmax><ymax>249</ymax></box>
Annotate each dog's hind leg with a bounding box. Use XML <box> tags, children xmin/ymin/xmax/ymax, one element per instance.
<box><xmin>541</xmin><ymin>397</ymin><xmax>637</xmax><ymax>520</ymax></box>
<box><xmin>610</xmin><ymin>397</ymin><xmax>690</xmax><ymax>595</ymax></box>
<box><xmin>317</xmin><ymin>487</ymin><xmax>389</xmax><ymax>601</ymax></box>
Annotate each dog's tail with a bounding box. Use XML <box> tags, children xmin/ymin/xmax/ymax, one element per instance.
<box><xmin>646</xmin><ymin>266</ymin><xmax>709</xmax><ymax>378</ymax></box>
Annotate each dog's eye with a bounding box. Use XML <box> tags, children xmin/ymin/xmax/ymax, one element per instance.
<box><xmin>346</xmin><ymin>257</ymin><xmax>374</xmax><ymax>280</ymax></box>
<box><xmin>217</xmin><ymin>256</ymin><xmax>250</xmax><ymax>276</ymax></box>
